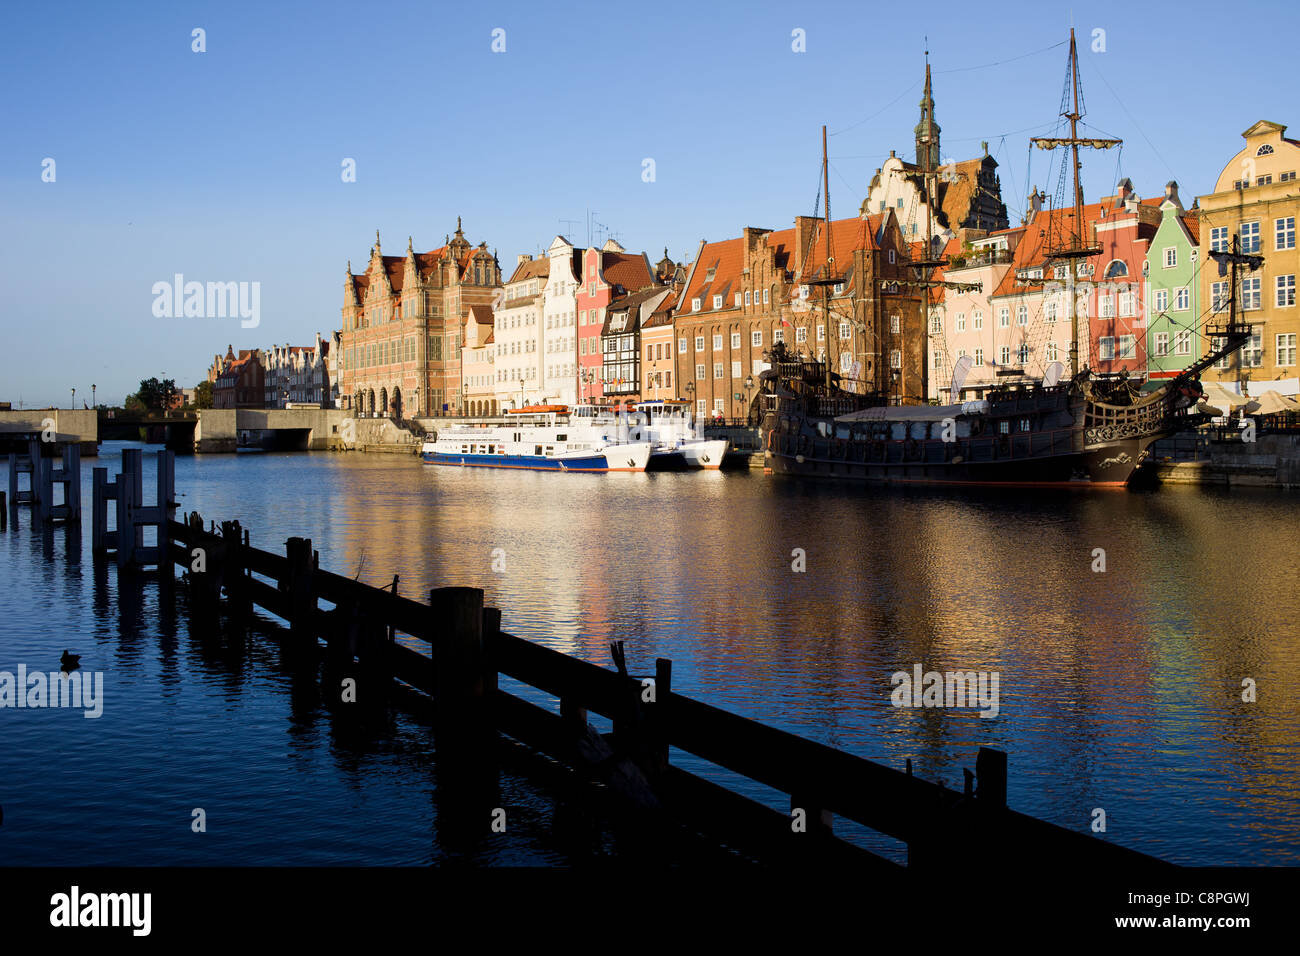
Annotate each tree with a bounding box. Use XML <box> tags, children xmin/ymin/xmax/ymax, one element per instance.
<box><xmin>134</xmin><ymin>377</ymin><xmax>179</xmax><ymax>412</ymax></box>
<box><xmin>194</xmin><ymin>381</ymin><xmax>213</xmax><ymax>410</ymax></box>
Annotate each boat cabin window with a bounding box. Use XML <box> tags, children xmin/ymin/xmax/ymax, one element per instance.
<box><xmin>999</xmin><ymin>421</ymin><xmax>1010</xmax><ymax>434</ymax></box>
<box><xmin>535</xmin><ymin>445</ymin><xmax>543</xmax><ymax>455</ymax></box>
<box><xmin>1019</xmin><ymin>419</ymin><xmax>1030</xmax><ymax>432</ymax></box>
<box><xmin>556</xmin><ymin>434</ymin><xmax>567</xmax><ymax>441</ymax></box>
<box><xmin>488</xmin><ymin>445</ymin><xmax>495</xmax><ymax>454</ymax></box>
<box><xmin>545</xmin><ymin>446</ymin><xmax>554</xmax><ymax>456</ymax></box>
<box><xmin>460</xmin><ymin>444</ymin><xmax>468</xmax><ymax>453</ymax></box>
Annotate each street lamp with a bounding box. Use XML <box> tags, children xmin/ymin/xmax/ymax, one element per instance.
<box><xmin>92</xmin><ymin>384</ymin><xmax>96</xmax><ymax>409</ymax></box>
<box><xmin>519</xmin><ymin>378</ymin><xmax>525</xmax><ymax>410</ymax></box>
<box><xmin>744</xmin><ymin>374</ymin><xmax>754</xmax><ymax>424</ymax></box>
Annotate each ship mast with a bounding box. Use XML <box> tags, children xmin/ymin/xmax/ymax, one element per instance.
<box><xmin>1030</xmin><ymin>28</ymin><xmax>1121</xmax><ymax>380</ymax></box>
<box><xmin>823</xmin><ymin>125</ymin><xmax>834</xmax><ymax>391</ymax></box>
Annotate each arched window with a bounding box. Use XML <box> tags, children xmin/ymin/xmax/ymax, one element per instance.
<box><xmin>1104</xmin><ymin>259</ymin><xmax>1128</xmax><ymax>279</ymax></box>
<box><xmin>1257</xmin><ymin>144</ymin><xmax>1274</xmax><ymax>156</ymax></box>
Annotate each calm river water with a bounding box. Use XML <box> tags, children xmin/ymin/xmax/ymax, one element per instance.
<box><xmin>2</xmin><ymin>441</ymin><xmax>1297</xmax><ymax>865</ymax></box>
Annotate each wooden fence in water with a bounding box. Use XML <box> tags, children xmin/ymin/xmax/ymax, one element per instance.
<box><xmin>89</xmin><ymin>450</ymin><xmax>1168</xmax><ymax>869</ymax></box>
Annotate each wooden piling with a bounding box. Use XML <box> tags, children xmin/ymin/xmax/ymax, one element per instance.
<box><xmin>976</xmin><ymin>746</ymin><xmax>1007</xmax><ymax>807</ymax></box>
<box><xmin>283</xmin><ymin>537</ymin><xmax>316</xmax><ymax>653</ymax></box>
<box><xmin>430</xmin><ymin>587</ymin><xmax>487</xmax><ymax>728</ymax></box>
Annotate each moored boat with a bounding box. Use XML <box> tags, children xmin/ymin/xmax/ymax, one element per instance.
<box><xmin>420</xmin><ymin>404</ymin><xmax>652</xmax><ymax>472</ymax></box>
<box><xmin>628</xmin><ymin>399</ymin><xmax>730</xmax><ymax>470</ymax></box>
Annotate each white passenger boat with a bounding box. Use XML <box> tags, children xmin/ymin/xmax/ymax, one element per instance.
<box><xmin>627</xmin><ymin>400</ymin><xmax>730</xmax><ymax>470</ymax></box>
<box><xmin>420</xmin><ymin>405</ymin><xmax>652</xmax><ymax>472</ymax></box>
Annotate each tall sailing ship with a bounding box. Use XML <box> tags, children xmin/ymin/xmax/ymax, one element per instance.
<box><xmin>759</xmin><ymin>30</ymin><xmax>1259</xmax><ymax>487</ymax></box>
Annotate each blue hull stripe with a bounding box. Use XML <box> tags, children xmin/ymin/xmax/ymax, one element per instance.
<box><xmin>422</xmin><ymin>451</ymin><xmax>615</xmax><ymax>472</ymax></box>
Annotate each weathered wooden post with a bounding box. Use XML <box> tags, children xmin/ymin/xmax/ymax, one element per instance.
<box><xmin>283</xmin><ymin>537</ymin><xmax>316</xmax><ymax>655</ymax></box>
<box><xmin>648</xmin><ymin>657</ymin><xmax>673</xmax><ymax>778</ymax></box>
<box><xmin>186</xmin><ymin>516</ymin><xmax>226</xmax><ymax>626</ymax></box>
<box><xmin>430</xmin><ymin>587</ymin><xmax>486</xmax><ymax>732</ymax></box>
<box><xmin>976</xmin><ymin>747</ymin><xmax>1007</xmax><ymax>807</ymax></box>
<box><xmin>221</xmin><ymin>521</ymin><xmax>250</xmax><ymax>621</ymax></box>
<box><xmin>1</xmin><ymin>490</ymin><xmax>6</xmax><ymax>532</ymax></box>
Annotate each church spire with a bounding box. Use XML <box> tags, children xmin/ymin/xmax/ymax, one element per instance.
<box><xmin>914</xmin><ymin>50</ymin><xmax>940</xmax><ymax>171</ymax></box>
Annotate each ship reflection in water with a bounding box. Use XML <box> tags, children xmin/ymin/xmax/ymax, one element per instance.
<box><xmin>2</xmin><ymin>442</ymin><xmax>1297</xmax><ymax>865</ymax></box>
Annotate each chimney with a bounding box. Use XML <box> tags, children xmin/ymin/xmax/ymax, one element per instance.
<box><xmin>1115</xmin><ymin>177</ymin><xmax>1134</xmax><ymax>202</ymax></box>
<box><xmin>516</xmin><ymin>253</ymin><xmax>532</xmax><ymax>267</ymax></box>
<box><xmin>1028</xmin><ymin>188</ymin><xmax>1043</xmax><ymax>216</ymax></box>
<box><xmin>1164</xmin><ymin>180</ymin><xmax>1183</xmax><ymax>211</ymax></box>
<box><xmin>793</xmin><ymin>215</ymin><xmax>822</xmax><ymax>277</ymax></box>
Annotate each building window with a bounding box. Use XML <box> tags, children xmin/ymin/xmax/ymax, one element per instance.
<box><xmin>1242</xmin><ymin>331</ymin><xmax>1263</xmax><ymax>367</ymax></box>
<box><xmin>841</xmin><ymin>322</ymin><xmax>852</xmax><ymax>340</ymax></box>
<box><xmin>1277</xmin><ymin>217</ymin><xmax>1296</xmax><ymax>250</ymax></box>
<box><xmin>1163</xmin><ymin>247</ymin><xmax>1177</xmax><ymax>268</ymax></box>
<box><xmin>713</xmin><ymin>333</ymin><xmax>723</xmax><ymax>350</ymax></box>
<box><xmin>1175</xmin><ymin>330</ymin><xmax>1191</xmax><ymax>355</ymax></box>
<box><xmin>1099</xmin><ymin>337</ymin><xmax>1115</xmax><ymax>361</ymax></box>
<box><xmin>973</xmin><ymin>310</ymin><xmax>983</xmax><ymax>330</ymax></box>
<box><xmin>729</xmin><ymin>331</ymin><xmax>740</xmax><ymax>348</ymax></box>
<box><xmin>999</xmin><ymin>345</ymin><xmax>1011</xmax><ymax>365</ymax></box>
<box><xmin>795</xmin><ymin>326</ymin><xmax>807</xmax><ymax>343</ymax></box>
<box><xmin>1153</xmin><ymin>289</ymin><xmax>1169</xmax><ymax>313</ymax></box>
<box><xmin>1213</xmin><ymin>337</ymin><xmax>1231</xmax><ymax>370</ymax></box>
<box><xmin>1099</xmin><ymin>294</ymin><xmax>1114</xmax><ymax>318</ymax></box>
<box><xmin>1242</xmin><ymin>277</ymin><xmax>1261</xmax><ymax>310</ymax></box>
<box><xmin>695</xmin><ymin>363</ymin><xmax>705</xmax><ymax>379</ymax></box>
<box><xmin>1118</xmin><ymin>291</ymin><xmax>1135</xmax><ymax>317</ymax></box>
<box><xmin>1154</xmin><ymin>332</ymin><xmax>1169</xmax><ymax>357</ymax></box>
<box><xmin>890</xmin><ymin>349</ymin><xmax>901</xmax><ymax>369</ymax></box>
<box><xmin>1212</xmin><ymin>281</ymin><xmax>1229</xmax><ymax>312</ymax></box>
<box><xmin>1257</xmin><ymin>175</ymin><xmax>1272</xmax><ymax>186</ymax></box>
<box><xmin>745</xmin><ymin>291</ymin><xmax>752</xmax><ymax>306</ymax></box>
<box><xmin>763</xmin><ymin>289</ymin><xmax>770</xmax><ymax>304</ymax></box>
<box><xmin>933</xmin><ymin>351</ymin><xmax>944</xmax><ymax>370</ymax></box>
<box><xmin>974</xmin><ymin>347</ymin><xmax>984</xmax><ymax>365</ymax></box>
<box><xmin>679</xmin><ymin>337</ymin><xmax>687</xmax><ymax>353</ymax></box>
<box><xmin>956</xmin><ymin>312</ymin><xmax>966</xmax><ymax>332</ymax></box>
<box><xmin>1242</xmin><ymin>221</ymin><xmax>1260</xmax><ymax>253</ymax></box>
<box><xmin>695</xmin><ymin>335</ymin><xmax>705</xmax><ymax>351</ymax></box>
<box><xmin>752</xmin><ymin>330</ymin><xmax>763</xmax><ymax>347</ymax></box>
<box><xmin>1278</xmin><ymin>274</ymin><xmax>1296</xmax><ymax>307</ymax></box>
<box><xmin>734</xmin><ymin>293</ymin><xmax>742</xmax><ymax>307</ymax></box>
<box><xmin>1017</xmin><ymin>305</ymin><xmax>1028</xmax><ymax>326</ymax></box>
<box><xmin>890</xmin><ymin>314</ymin><xmax>900</xmax><ymax>334</ymax></box>
<box><xmin>713</xmin><ymin>295</ymin><xmax>723</xmax><ymax>309</ymax></box>
<box><xmin>713</xmin><ymin>398</ymin><xmax>724</xmax><ymax>415</ymax></box>
<box><xmin>816</xmin><ymin>325</ymin><xmax>825</xmax><ymax>341</ymax></box>
<box><xmin>998</xmin><ymin>307</ymin><xmax>1010</xmax><ymax>328</ymax></box>
<box><xmin>1277</xmin><ymin>333</ymin><xmax>1297</xmax><ymax>366</ymax></box>
<box><xmin>1018</xmin><ymin>344</ymin><xmax>1029</xmax><ymax>364</ymax></box>
<box><xmin>929</xmin><ymin>315</ymin><xmax>941</xmax><ymax>334</ymax></box>
<box><xmin>692</xmin><ymin>298</ymin><xmax>701</xmax><ymax>311</ymax></box>
<box><xmin>1047</xmin><ymin>342</ymin><xmax>1058</xmax><ymax>362</ymax></box>
<box><xmin>1282</xmin><ymin>171</ymin><xmax>1297</xmax><ymax>183</ymax></box>
<box><xmin>731</xmin><ymin>360</ymin><xmax>741</xmax><ymax>378</ymax></box>
<box><xmin>1117</xmin><ymin>335</ymin><xmax>1136</xmax><ymax>359</ymax></box>
<box><xmin>1174</xmin><ymin>287</ymin><xmax>1189</xmax><ymax>311</ymax></box>
<box><xmin>774</xmin><ymin>329</ymin><xmax>785</xmax><ymax>343</ymax></box>
<box><xmin>888</xmin><ymin>249</ymin><xmax>896</xmax><ymax>264</ymax></box>
<box><xmin>1210</xmin><ymin>226</ymin><xmax>1228</xmax><ymax>252</ymax></box>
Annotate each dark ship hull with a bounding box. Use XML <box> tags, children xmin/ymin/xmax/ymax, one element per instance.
<box><xmin>760</xmin><ymin>359</ymin><xmax>1203</xmax><ymax>488</ymax></box>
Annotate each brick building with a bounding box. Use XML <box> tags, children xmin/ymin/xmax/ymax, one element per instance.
<box><xmin>341</xmin><ymin>220</ymin><xmax>501</xmax><ymax>418</ymax></box>
<box><xmin>674</xmin><ymin>210</ymin><xmax>925</xmax><ymax>421</ymax></box>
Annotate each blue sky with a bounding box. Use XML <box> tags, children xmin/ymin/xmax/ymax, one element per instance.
<box><xmin>3</xmin><ymin>0</ymin><xmax>1296</xmax><ymax>406</ymax></box>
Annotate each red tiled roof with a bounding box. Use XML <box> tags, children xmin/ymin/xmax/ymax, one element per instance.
<box><xmin>1181</xmin><ymin>214</ymin><xmax>1201</xmax><ymax>244</ymax></box>
<box><xmin>601</xmin><ymin>251</ymin><xmax>654</xmax><ymax>292</ymax></box>
<box><xmin>990</xmin><ymin>202</ymin><xmax>1108</xmax><ymax>298</ymax></box>
<box><xmin>795</xmin><ymin>216</ymin><xmax>876</xmax><ymax>284</ymax></box>
<box><xmin>681</xmin><ymin>237</ymin><xmax>746</xmax><ymax>314</ymax></box>
<box><xmin>507</xmin><ymin>256</ymin><xmax>551</xmax><ymax>284</ymax></box>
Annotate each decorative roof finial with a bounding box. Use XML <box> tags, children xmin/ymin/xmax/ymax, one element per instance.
<box><xmin>456</xmin><ymin>216</ymin><xmax>463</xmax><ymax>235</ymax></box>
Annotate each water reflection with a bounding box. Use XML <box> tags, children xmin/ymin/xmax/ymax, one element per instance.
<box><xmin>1</xmin><ymin>443</ymin><xmax>1297</xmax><ymax>864</ymax></box>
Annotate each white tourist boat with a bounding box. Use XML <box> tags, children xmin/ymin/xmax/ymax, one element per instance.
<box><xmin>627</xmin><ymin>400</ymin><xmax>730</xmax><ymax>470</ymax></box>
<box><xmin>420</xmin><ymin>405</ymin><xmax>652</xmax><ymax>472</ymax></box>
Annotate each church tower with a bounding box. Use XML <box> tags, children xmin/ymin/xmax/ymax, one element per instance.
<box><xmin>914</xmin><ymin>59</ymin><xmax>940</xmax><ymax>171</ymax></box>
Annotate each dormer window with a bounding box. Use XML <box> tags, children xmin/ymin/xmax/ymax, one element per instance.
<box><xmin>692</xmin><ymin>297</ymin><xmax>701</xmax><ymax>311</ymax></box>
<box><xmin>705</xmin><ymin>266</ymin><xmax>716</xmax><ymax>281</ymax></box>
<box><xmin>712</xmin><ymin>294</ymin><xmax>723</xmax><ymax>309</ymax></box>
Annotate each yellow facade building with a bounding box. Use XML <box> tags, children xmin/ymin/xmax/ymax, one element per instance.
<box><xmin>1198</xmin><ymin>121</ymin><xmax>1300</xmax><ymax>396</ymax></box>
